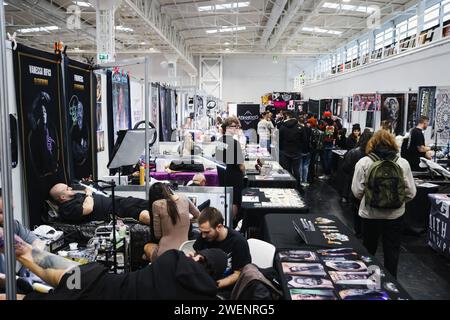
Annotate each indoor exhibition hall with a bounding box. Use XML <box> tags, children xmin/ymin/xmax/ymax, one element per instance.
<box><xmin>0</xmin><ymin>0</ymin><xmax>450</xmax><ymax>304</ymax></box>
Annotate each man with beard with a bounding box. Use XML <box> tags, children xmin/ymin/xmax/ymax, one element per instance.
<box><xmin>191</xmin><ymin>207</ymin><xmax>251</xmax><ymax>289</ymax></box>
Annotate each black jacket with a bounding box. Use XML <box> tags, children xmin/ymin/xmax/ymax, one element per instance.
<box><xmin>346</xmin><ymin>135</ymin><xmax>359</xmax><ymax>150</ymax></box>
<box><xmin>279</xmin><ymin>118</ymin><xmax>302</xmax><ymax>157</ymax></box>
<box><xmin>299</xmin><ymin>126</ymin><xmax>312</xmax><ymax>154</ymax></box>
<box><xmin>342</xmin><ymin>147</ymin><xmax>365</xmax><ymax>175</ymax></box>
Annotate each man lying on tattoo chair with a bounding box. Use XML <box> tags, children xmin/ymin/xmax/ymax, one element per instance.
<box><xmin>0</xmin><ymin>227</ymin><xmax>227</xmax><ymax>300</ymax></box>
<box><xmin>49</xmin><ymin>183</ymin><xmax>151</xmax><ymax>225</ymax></box>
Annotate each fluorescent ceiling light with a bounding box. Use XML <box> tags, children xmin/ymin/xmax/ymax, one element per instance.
<box><xmin>73</xmin><ymin>1</ymin><xmax>92</xmax><ymax>7</ymax></box>
<box><xmin>17</xmin><ymin>25</ymin><xmax>59</xmax><ymax>33</ymax></box>
<box><xmin>206</xmin><ymin>26</ymin><xmax>246</xmax><ymax>34</ymax></box>
<box><xmin>322</xmin><ymin>2</ymin><xmax>376</xmax><ymax>14</ymax></box>
<box><xmin>224</xmin><ymin>42</ymin><xmax>230</xmax><ymax>45</ymax></box>
<box><xmin>198</xmin><ymin>1</ymin><xmax>249</xmax><ymax>12</ymax></box>
<box><xmin>302</xmin><ymin>26</ymin><xmax>342</xmax><ymax>35</ymax></box>
<box><xmin>115</xmin><ymin>25</ymin><xmax>134</xmax><ymax>32</ymax></box>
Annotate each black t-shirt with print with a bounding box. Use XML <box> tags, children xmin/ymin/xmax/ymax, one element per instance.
<box><xmin>193</xmin><ymin>228</ymin><xmax>251</xmax><ymax>276</ymax></box>
<box><xmin>58</xmin><ymin>193</ymin><xmax>110</xmax><ymax>223</ymax></box>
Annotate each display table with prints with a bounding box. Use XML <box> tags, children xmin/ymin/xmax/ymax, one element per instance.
<box><xmin>241</xmin><ymin>188</ymin><xmax>309</xmax><ymax>237</ymax></box>
<box><xmin>263</xmin><ymin>213</ymin><xmax>411</xmax><ymax>300</ymax></box>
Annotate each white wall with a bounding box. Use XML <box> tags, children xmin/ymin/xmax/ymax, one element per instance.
<box><xmin>301</xmin><ymin>39</ymin><xmax>450</xmax><ymax>99</ymax></box>
<box><xmin>222</xmin><ymin>55</ymin><xmax>314</xmax><ymax>104</ymax></box>
<box><xmin>4</xmin><ymin>46</ymin><xmax>26</xmax><ymax>224</ymax></box>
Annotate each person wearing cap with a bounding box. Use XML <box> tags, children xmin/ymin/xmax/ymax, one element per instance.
<box><xmin>192</xmin><ymin>207</ymin><xmax>251</xmax><ymax>290</ymax></box>
<box><xmin>346</xmin><ymin>124</ymin><xmax>361</xmax><ymax>150</ymax></box>
<box><xmin>0</xmin><ymin>228</ymin><xmax>227</xmax><ymax>300</ymax></box>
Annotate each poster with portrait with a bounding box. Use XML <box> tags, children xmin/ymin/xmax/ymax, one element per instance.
<box><xmin>353</xmin><ymin>94</ymin><xmax>381</xmax><ymax>112</ymax></box>
<box><xmin>381</xmin><ymin>94</ymin><xmax>405</xmax><ymax>135</ymax></box>
<box><xmin>13</xmin><ymin>44</ymin><xmax>68</xmax><ymax>227</ymax></box>
<box><xmin>435</xmin><ymin>87</ymin><xmax>450</xmax><ymax>145</ymax></box>
<box><xmin>64</xmin><ymin>58</ymin><xmax>95</xmax><ymax>180</ymax></box>
<box><xmin>406</xmin><ymin>93</ymin><xmax>418</xmax><ymax>131</ymax></box>
<box><xmin>107</xmin><ymin>68</ymin><xmax>132</xmax><ymax>157</ymax></box>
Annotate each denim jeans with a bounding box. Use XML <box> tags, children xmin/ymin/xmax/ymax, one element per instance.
<box><xmin>321</xmin><ymin>145</ymin><xmax>333</xmax><ymax>175</ymax></box>
<box><xmin>299</xmin><ymin>153</ymin><xmax>311</xmax><ymax>183</ymax></box>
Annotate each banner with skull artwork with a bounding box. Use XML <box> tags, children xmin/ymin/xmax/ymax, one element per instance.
<box><xmin>381</xmin><ymin>94</ymin><xmax>405</xmax><ymax>135</ymax></box>
<box><xmin>64</xmin><ymin>58</ymin><xmax>96</xmax><ymax>180</ymax></box>
<box><xmin>435</xmin><ymin>87</ymin><xmax>450</xmax><ymax>145</ymax></box>
<box><xmin>13</xmin><ymin>44</ymin><xmax>68</xmax><ymax>227</ymax></box>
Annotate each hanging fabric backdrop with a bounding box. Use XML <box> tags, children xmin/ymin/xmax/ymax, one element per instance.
<box><xmin>435</xmin><ymin>87</ymin><xmax>450</xmax><ymax>145</ymax></box>
<box><xmin>353</xmin><ymin>93</ymin><xmax>381</xmax><ymax>111</ymax></box>
<box><xmin>13</xmin><ymin>44</ymin><xmax>68</xmax><ymax>227</ymax></box>
<box><xmin>308</xmin><ymin>99</ymin><xmax>319</xmax><ymax>117</ymax></box>
<box><xmin>418</xmin><ymin>86</ymin><xmax>437</xmax><ymax>142</ymax></box>
<box><xmin>381</xmin><ymin>94</ymin><xmax>405</xmax><ymax>135</ymax></box>
<box><xmin>237</xmin><ymin>104</ymin><xmax>260</xmax><ymax>131</ymax></box>
<box><xmin>406</xmin><ymin>93</ymin><xmax>418</xmax><ymax>131</ymax></box>
<box><xmin>64</xmin><ymin>58</ymin><xmax>95</xmax><ymax>180</ymax></box>
<box><xmin>107</xmin><ymin>68</ymin><xmax>132</xmax><ymax>158</ymax></box>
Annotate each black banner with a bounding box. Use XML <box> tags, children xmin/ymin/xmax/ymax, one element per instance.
<box><xmin>418</xmin><ymin>86</ymin><xmax>436</xmax><ymax>124</ymax></box>
<box><xmin>236</xmin><ymin>104</ymin><xmax>260</xmax><ymax>131</ymax></box>
<box><xmin>107</xmin><ymin>69</ymin><xmax>132</xmax><ymax>159</ymax></box>
<box><xmin>406</xmin><ymin>93</ymin><xmax>418</xmax><ymax>131</ymax></box>
<box><xmin>308</xmin><ymin>99</ymin><xmax>319</xmax><ymax>118</ymax></box>
<box><xmin>428</xmin><ymin>194</ymin><xmax>450</xmax><ymax>259</ymax></box>
<box><xmin>381</xmin><ymin>94</ymin><xmax>405</xmax><ymax>135</ymax></box>
<box><xmin>64</xmin><ymin>58</ymin><xmax>95</xmax><ymax>180</ymax></box>
<box><xmin>13</xmin><ymin>44</ymin><xmax>68</xmax><ymax>227</ymax></box>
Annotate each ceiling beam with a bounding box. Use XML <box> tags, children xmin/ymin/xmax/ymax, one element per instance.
<box><xmin>268</xmin><ymin>0</ymin><xmax>305</xmax><ymax>49</ymax></box>
<box><xmin>122</xmin><ymin>0</ymin><xmax>197</xmax><ymax>75</ymax></box>
<box><xmin>259</xmin><ymin>0</ymin><xmax>288</xmax><ymax>48</ymax></box>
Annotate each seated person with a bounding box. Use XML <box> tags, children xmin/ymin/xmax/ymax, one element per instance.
<box><xmin>190</xmin><ymin>207</ymin><xmax>251</xmax><ymax>289</ymax></box>
<box><xmin>0</xmin><ymin>228</ymin><xmax>227</xmax><ymax>300</ymax></box>
<box><xmin>49</xmin><ymin>183</ymin><xmax>150</xmax><ymax>225</ymax></box>
<box><xmin>0</xmin><ymin>188</ymin><xmax>45</xmax><ymax>291</ymax></box>
<box><xmin>143</xmin><ymin>183</ymin><xmax>200</xmax><ymax>262</ymax></box>
<box><xmin>186</xmin><ymin>173</ymin><xmax>207</xmax><ymax>186</ymax></box>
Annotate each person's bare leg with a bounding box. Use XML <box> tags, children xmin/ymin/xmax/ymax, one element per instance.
<box><xmin>232</xmin><ymin>205</ymin><xmax>239</xmax><ymax>219</ymax></box>
<box><xmin>139</xmin><ymin>210</ymin><xmax>151</xmax><ymax>225</ymax></box>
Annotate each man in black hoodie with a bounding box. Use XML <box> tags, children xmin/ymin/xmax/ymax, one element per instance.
<box><xmin>279</xmin><ymin>111</ymin><xmax>302</xmax><ymax>184</ymax></box>
<box><xmin>1</xmin><ymin>229</ymin><xmax>227</xmax><ymax>300</ymax></box>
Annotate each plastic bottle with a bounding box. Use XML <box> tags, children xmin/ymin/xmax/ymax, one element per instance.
<box><xmin>139</xmin><ymin>165</ymin><xmax>145</xmax><ymax>186</ymax></box>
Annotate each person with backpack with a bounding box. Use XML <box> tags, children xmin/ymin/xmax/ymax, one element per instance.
<box><xmin>351</xmin><ymin>130</ymin><xmax>416</xmax><ymax>278</ymax></box>
<box><xmin>279</xmin><ymin>111</ymin><xmax>302</xmax><ymax>184</ymax></box>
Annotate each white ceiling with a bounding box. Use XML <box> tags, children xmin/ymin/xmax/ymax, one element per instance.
<box><xmin>4</xmin><ymin>0</ymin><xmax>415</xmax><ymax>63</ymax></box>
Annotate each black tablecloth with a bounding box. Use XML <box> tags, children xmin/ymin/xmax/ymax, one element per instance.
<box><xmin>263</xmin><ymin>213</ymin><xmax>412</xmax><ymax>301</ymax></box>
<box><xmin>245</xmin><ymin>173</ymin><xmax>298</xmax><ymax>189</ymax></box>
<box><xmin>241</xmin><ymin>188</ymin><xmax>309</xmax><ymax>237</ymax></box>
<box><xmin>404</xmin><ymin>184</ymin><xmax>439</xmax><ymax>235</ymax></box>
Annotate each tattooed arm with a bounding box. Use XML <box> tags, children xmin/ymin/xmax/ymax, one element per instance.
<box><xmin>1</xmin><ymin>227</ymin><xmax>79</xmax><ymax>287</ymax></box>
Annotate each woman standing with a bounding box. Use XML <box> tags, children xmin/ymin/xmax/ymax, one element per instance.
<box><xmin>144</xmin><ymin>183</ymin><xmax>200</xmax><ymax>261</ymax></box>
<box><xmin>351</xmin><ymin>130</ymin><xmax>416</xmax><ymax>277</ymax></box>
<box><xmin>215</xmin><ymin>116</ymin><xmax>245</xmax><ymax>222</ymax></box>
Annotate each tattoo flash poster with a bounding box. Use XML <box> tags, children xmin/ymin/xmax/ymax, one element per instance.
<box><xmin>435</xmin><ymin>87</ymin><xmax>450</xmax><ymax>145</ymax></box>
<box><xmin>406</xmin><ymin>93</ymin><xmax>418</xmax><ymax>131</ymax></box>
<box><xmin>96</xmin><ymin>73</ymin><xmax>105</xmax><ymax>152</ymax></box>
<box><xmin>107</xmin><ymin>68</ymin><xmax>132</xmax><ymax>157</ymax></box>
<box><xmin>353</xmin><ymin>93</ymin><xmax>381</xmax><ymax>112</ymax></box>
<box><xmin>418</xmin><ymin>86</ymin><xmax>436</xmax><ymax>141</ymax></box>
<box><xmin>13</xmin><ymin>44</ymin><xmax>68</xmax><ymax>227</ymax></box>
<box><xmin>64</xmin><ymin>58</ymin><xmax>95</xmax><ymax>180</ymax></box>
<box><xmin>381</xmin><ymin>94</ymin><xmax>405</xmax><ymax>135</ymax></box>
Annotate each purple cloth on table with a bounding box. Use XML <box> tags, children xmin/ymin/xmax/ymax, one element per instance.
<box><xmin>150</xmin><ymin>170</ymin><xmax>219</xmax><ymax>186</ymax></box>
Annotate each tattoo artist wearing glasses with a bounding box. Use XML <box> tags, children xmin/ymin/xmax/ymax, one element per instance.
<box><xmin>215</xmin><ymin>116</ymin><xmax>246</xmax><ymax>224</ymax></box>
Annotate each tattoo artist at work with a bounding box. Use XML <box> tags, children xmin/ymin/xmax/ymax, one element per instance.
<box><xmin>190</xmin><ymin>207</ymin><xmax>251</xmax><ymax>290</ymax></box>
<box><xmin>49</xmin><ymin>183</ymin><xmax>151</xmax><ymax>225</ymax></box>
<box><xmin>0</xmin><ymin>228</ymin><xmax>227</xmax><ymax>300</ymax></box>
